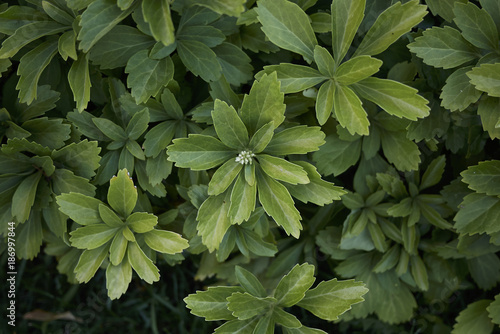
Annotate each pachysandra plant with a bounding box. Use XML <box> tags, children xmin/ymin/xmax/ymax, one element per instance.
<box><xmin>56</xmin><ymin>169</ymin><xmax>188</xmax><ymax>299</ymax></box>
<box><xmin>167</xmin><ymin>72</ymin><xmax>345</xmax><ymax>251</ymax></box>
<box><xmin>185</xmin><ymin>264</ymin><xmax>368</xmax><ymax>333</ymax></box>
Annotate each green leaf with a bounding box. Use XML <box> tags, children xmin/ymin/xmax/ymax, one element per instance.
<box><xmin>142</xmin><ymin>0</ymin><xmax>174</xmax><ymax>46</ymax></box>
<box><xmin>408</xmin><ymin>26</ymin><xmax>480</xmax><ymax>69</ymax></box>
<box><xmin>68</xmin><ymin>52</ymin><xmax>91</xmax><ymax>112</ymax></box>
<box><xmin>0</xmin><ymin>5</ymin><xmax>49</xmax><ymax>35</ymax></box>
<box><xmin>16</xmin><ymin>38</ymin><xmax>59</xmax><ymax>104</ymax></box>
<box><xmin>11</xmin><ymin>171</ymin><xmax>41</xmax><ymax>223</ymax></box>
<box><xmin>354</xmin><ymin>0</ymin><xmax>427</xmax><ymax>57</ymax></box>
<box><xmin>74</xmin><ymin>243</ymin><xmax>110</xmax><ymax>283</ymax></box>
<box><xmin>352</xmin><ymin>77</ymin><xmax>430</xmax><ymax>121</ymax></box>
<box><xmin>454</xmin><ymin>193</ymin><xmax>500</xmax><ymax>235</ymax></box>
<box><xmin>177</xmin><ymin>39</ymin><xmax>221</xmax><ymax>82</ymax></box>
<box><xmin>467</xmin><ymin>63</ymin><xmax>500</xmax><ymax>97</ymax></box>
<box><xmin>461</xmin><ymin>160</ymin><xmax>500</xmax><ymax>196</ymax></box>
<box><xmin>452</xmin><ymin>300</ymin><xmax>494</xmax><ymax>334</ymax></box>
<box><xmin>335</xmin><ymin>56</ymin><xmax>383</xmax><ymax>85</ymax></box>
<box><xmin>487</xmin><ymin>294</ymin><xmax>500</xmax><ymax>325</ymax></box>
<box><xmin>42</xmin><ymin>1</ymin><xmax>74</xmax><ymax>26</ymax></box>
<box><xmin>332</xmin><ymin>0</ymin><xmax>365</xmax><ymax>63</ymax></box>
<box><xmin>56</xmin><ymin>192</ymin><xmax>103</xmax><ymax>225</ymax></box>
<box><xmin>126</xmin><ymin>108</ymin><xmax>149</xmax><ymax>141</ymax></box>
<box><xmin>144</xmin><ymin>122</ymin><xmax>176</xmax><ymax>158</ymax></box>
<box><xmin>92</xmin><ymin>118</ymin><xmax>127</xmax><ymax>141</ymax></box>
<box><xmin>440</xmin><ymin>66</ymin><xmax>482</xmax><ymax>111</ymax></box>
<box><xmin>214</xmin><ymin>318</ymin><xmax>259</xmax><ymax>334</ymax></box>
<box><xmin>256</xmin><ymin>64</ymin><xmax>326</xmax><ymax>94</ymax></box>
<box><xmin>453</xmin><ymin>2</ymin><xmax>499</xmax><ymax>51</ymax></box>
<box><xmin>126</xmin><ymin>212</ymin><xmax>157</xmax><ymax>233</ymax></box>
<box><xmin>109</xmin><ymin>231</ymin><xmax>128</xmax><ymax>265</ymax></box>
<box><xmin>314</xmin><ymin>46</ymin><xmax>335</xmax><ymax>77</ymax></box>
<box><xmin>283</xmin><ymin>326</ymin><xmax>327</xmax><ymax>334</ymax></box>
<box><xmin>212</xmin><ymin>99</ymin><xmax>249</xmax><ymax>149</ymax></box>
<box><xmin>51</xmin><ymin>140</ymin><xmax>101</xmax><ymax>179</ymax></box>
<box><xmin>194</xmin><ymin>0</ymin><xmax>246</xmax><ymax>17</ymax></box>
<box><xmin>208</xmin><ymin>159</ymin><xmax>242</xmax><ymax>196</ymax></box>
<box><xmin>99</xmin><ymin>204</ymin><xmax>124</xmax><ymax>228</ymax></box>
<box><xmin>108</xmin><ymin>169</ymin><xmax>137</xmax><ymax>217</ymax></box>
<box><xmin>16</xmin><ymin>212</ymin><xmax>43</xmax><ymax>260</ymax></box>
<box><xmin>425</xmin><ymin>0</ymin><xmax>466</xmax><ymax>22</ymax></box>
<box><xmin>264</xmin><ymin>126</ymin><xmax>325</xmax><ymax>156</ymax></box>
<box><xmin>70</xmin><ymin>224</ymin><xmax>118</xmax><ymax>249</ymax></box>
<box><xmin>51</xmin><ymin>169</ymin><xmax>96</xmax><ymax>196</ymax></box>
<box><xmin>235</xmin><ymin>266</ymin><xmax>267</xmax><ymax>297</ymax></box>
<box><xmin>410</xmin><ymin>255</ymin><xmax>429</xmax><ymax>291</ymax></box>
<box><xmin>420</xmin><ymin>155</ymin><xmax>446</xmax><ymax>190</ymax></box>
<box><xmin>285</xmin><ymin>161</ymin><xmax>346</xmax><ymax>206</ymax></box>
<box><xmin>144</xmin><ymin>229</ymin><xmax>188</xmax><ymax>254</ymax></box>
<box><xmin>312</xmin><ymin>134</ymin><xmax>361</xmax><ymax>177</ymax></box>
<box><xmin>242</xmin><ymin>229</ymin><xmax>277</xmax><ymax>257</ymax></box>
<box><xmin>257</xmin><ymin>155</ymin><xmax>309</xmax><ymax>185</ymax></box>
<box><xmin>249</xmin><ymin>121</ymin><xmax>274</xmax><ymax>154</ymax></box>
<box><xmin>256</xmin><ymin>0</ymin><xmax>317</xmax><ymax>62</ymax></box>
<box><xmin>106</xmin><ymin>259</ymin><xmax>132</xmax><ymax>300</ymax></box>
<box><xmin>334</xmin><ymin>83</ymin><xmax>369</xmax><ymax>136</ymax></box>
<box><xmin>89</xmin><ymin>26</ymin><xmax>155</xmax><ymax>69</ymax></box>
<box><xmin>274</xmin><ymin>263</ymin><xmax>315</xmax><ymax>307</ymax></box>
<box><xmin>315</xmin><ymin>80</ymin><xmax>335</xmax><ymax>126</ymax></box>
<box><xmin>0</xmin><ymin>21</ymin><xmax>67</xmax><ymax>59</ymax></box>
<box><xmin>229</xmin><ymin>173</ymin><xmax>257</xmax><ymax>224</ymax></box>
<box><xmin>167</xmin><ymin>134</ymin><xmax>234</xmax><ymax>171</ymax></box>
<box><xmin>467</xmin><ymin>253</ymin><xmax>500</xmax><ymax>290</ymax></box>
<box><xmin>184</xmin><ymin>286</ymin><xmax>243</xmax><ymax>321</ymax></box>
<box><xmin>240</xmin><ymin>72</ymin><xmax>285</xmax><ymax>135</ymax></box>
<box><xmin>297</xmin><ymin>279</ymin><xmax>368</xmax><ymax>321</ymax></box>
<box><xmin>273</xmin><ymin>308</ymin><xmax>301</xmax><ymax>329</ymax></box>
<box><xmin>78</xmin><ymin>0</ymin><xmax>136</xmax><ymax>52</ymax></box>
<box><xmin>125</xmin><ymin>51</ymin><xmax>173</xmax><ymax>104</ymax></box>
<box><xmin>254</xmin><ymin>313</ymin><xmax>274</xmax><ymax>334</ymax></box>
<box><xmin>197</xmin><ymin>190</ymin><xmax>232</xmax><ymax>252</ymax></box>
<box><xmin>22</xmin><ymin>117</ymin><xmax>71</xmax><ymax>150</ymax></box>
<box><xmin>127</xmin><ymin>241</ymin><xmax>159</xmax><ymax>284</ymax></box>
<box><xmin>256</xmin><ymin>168</ymin><xmax>302</xmax><ymax>238</ymax></box>
<box><xmin>478</xmin><ymin>96</ymin><xmax>500</xmax><ymax>140</ymax></box>
<box><xmin>381</xmin><ymin>130</ymin><xmax>420</xmax><ymax>171</ymax></box>
<box><xmin>227</xmin><ymin>292</ymin><xmax>276</xmax><ymax>320</ymax></box>
<box><xmin>213</xmin><ymin>42</ymin><xmax>253</xmax><ymax>86</ymax></box>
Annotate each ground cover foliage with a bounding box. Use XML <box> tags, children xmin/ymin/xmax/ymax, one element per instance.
<box><xmin>1</xmin><ymin>0</ymin><xmax>500</xmax><ymax>333</ymax></box>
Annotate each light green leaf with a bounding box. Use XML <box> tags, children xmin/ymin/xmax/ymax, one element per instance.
<box><xmin>312</xmin><ymin>134</ymin><xmax>361</xmax><ymax>177</ymax></box>
<box><xmin>257</xmin><ymin>155</ymin><xmax>309</xmax><ymax>185</ymax></box>
<box><xmin>467</xmin><ymin>63</ymin><xmax>500</xmax><ymax>97</ymax></box>
<box><xmin>99</xmin><ymin>204</ymin><xmax>125</xmax><ymax>228</ymax></box>
<box><xmin>89</xmin><ymin>25</ymin><xmax>155</xmax><ymax>69</ymax></box>
<box><xmin>352</xmin><ymin>77</ymin><xmax>430</xmax><ymax>121</ymax></box>
<box><xmin>454</xmin><ymin>193</ymin><xmax>500</xmax><ymax>235</ymax></box>
<box><xmin>214</xmin><ymin>318</ymin><xmax>259</xmax><ymax>334</ymax></box>
<box><xmin>144</xmin><ymin>121</ymin><xmax>176</xmax><ymax>158</ymax></box>
<box><xmin>126</xmin><ymin>108</ymin><xmax>149</xmax><ymax>141</ymax></box>
<box><xmin>461</xmin><ymin>160</ymin><xmax>500</xmax><ymax>196</ymax></box>
<box><xmin>142</xmin><ymin>0</ymin><xmax>174</xmax><ymax>46</ymax></box>
<box><xmin>235</xmin><ymin>266</ymin><xmax>267</xmax><ymax>298</ymax></box>
<box><xmin>256</xmin><ymin>168</ymin><xmax>302</xmax><ymax>238</ymax></box>
<box><xmin>273</xmin><ymin>308</ymin><xmax>301</xmax><ymax>329</ymax></box>
<box><xmin>184</xmin><ymin>286</ymin><xmax>243</xmax><ymax>321</ymax></box>
<box><xmin>126</xmin><ymin>212</ymin><xmax>157</xmax><ymax>233</ymax></box>
<box><xmin>283</xmin><ymin>326</ymin><xmax>327</xmax><ymax>334</ymax></box>
<box><xmin>56</xmin><ymin>192</ymin><xmax>103</xmax><ymax>225</ymax></box>
<box><xmin>297</xmin><ymin>279</ymin><xmax>368</xmax><ymax>321</ymax></box>
<box><xmin>194</xmin><ymin>0</ymin><xmax>246</xmax><ymax>17</ymax></box>
<box><xmin>254</xmin><ymin>313</ymin><xmax>274</xmax><ymax>334</ymax></box>
<box><xmin>70</xmin><ymin>224</ymin><xmax>118</xmax><ymax>249</ymax></box>
<box><xmin>125</xmin><ymin>50</ymin><xmax>173</xmax><ymax>104</ymax></box>
<box><xmin>58</xmin><ymin>30</ymin><xmax>77</xmax><ymax>61</ymax></box>
<box><xmin>74</xmin><ymin>243</ymin><xmax>110</xmax><ymax>283</ymax></box>
<box><xmin>453</xmin><ymin>2</ymin><xmax>499</xmax><ymax>51</ymax></box>
<box><xmin>314</xmin><ymin>45</ymin><xmax>335</xmax><ymax>77</ymax></box>
<box><xmin>335</xmin><ymin>55</ymin><xmax>383</xmax><ymax>85</ymax></box>
<box><xmin>127</xmin><ymin>241</ymin><xmax>159</xmax><ymax>284</ymax></box>
<box><xmin>381</xmin><ymin>130</ymin><xmax>420</xmax><ymax>171</ymax></box>
<box><xmin>12</xmin><ymin>171</ymin><xmax>42</xmax><ymax>223</ymax></box>
<box><xmin>177</xmin><ymin>39</ymin><xmax>221</xmax><ymax>82</ymax></box>
<box><xmin>229</xmin><ymin>173</ymin><xmax>257</xmax><ymax>224</ymax></box>
<box><xmin>274</xmin><ymin>263</ymin><xmax>315</xmax><ymax>307</ymax></box>
<box><xmin>68</xmin><ymin>52</ymin><xmax>91</xmax><ymax>112</ymax></box>
<box><xmin>227</xmin><ymin>292</ymin><xmax>276</xmax><ymax>320</ymax></box>
<box><xmin>425</xmin><ymin>0</ymin><xmax>466</xmax><ymax>22</ymax></box>
<box><xmin>197</xmin><ymin>190</ymin><xmax>232</xmax><ymax>252</ymax></box>
<box><xmin>16</xmin><ymin>38</ymin><xmax>58</xmax><ymax>104</ymax></box>
<box><xmin>334</xmin><ymin>83</ymin><xmax>369</xmax><ymax>136</ymax></box>
<box><xmin>354</xmin><ymin>0</ymin><xmax>427</xmax><ymax>56</ymax></box>
<box><xmin>109</xmin><ymin>231</ymin><xmax>128</xmax><ymax>265</ymax></box>
<box><xmin>264</xmin><ymin>126</ymin><xmax>325</xmax><ymax>156</ymax></box>
<box><xmin>0</xmin><ymin>21</ymin><xmax>67</xmax><ymax>59</ymax></box>
<box><xmin>256</xmin><ymin>64</ymin><xmax>326</xmax><ymax>94</ymax></box>
<box><xmin>240</xmin><ymin>72</ymin><xmax>285</xmax><ymax>135</ymax></box>
<box><xmin>106</xmin><ymin>259</ymin><xmax>132</xmax><ymax>300</ymax></box>
<box><xmin>315</xmin><ymin>80</ymin><xmax>335</xmax><ymax>125</ymax></box>
<box><xmin>408</xmin><ymin>26</ymin><xmax>480</xmax><ymax>69</ymax></box>
<box><xmin>249</xmin><ymin>121</ymin><xmax>274</xmax><ymax>154</ymax></box>
<box><xmin>242</xmin><ymin>229</ymin><xmax>277</xmax><ymax>257</ymax></box>
<box><xmin>256</xmin><ymin>0</ymin><xmax>317</xmax><ymax>62</ymax></box>
<box><xmin>452</xmin><ymin>300</ymin><xmax>494</xmax><ymax>334</ymax></box>
<box><xmin>51</xmin><ymin>169</ymin><xmax>96</xmax><ymax>197</ymax></box>
<box><xmin>440</xmin><ymin>66</ymin><xmax>482</xmax><ymax>111</ymax></box>
<box><xmin>208</xmin><ymin>159</ymin><xmax>243</xmax><ymax>196</ymax></box>
<box><xmin>78</xmin><ymin>0</ymin><xmax>136</xmax><ymax>52</ymax></box>
<box><xmin>167</xmin><ymin>134</ymin><xmax>234</xmax><ymax>171</ymax></box>
<box><xmin>332</xmin><ymin>0</ymin><xmax>365</xmax><ymax>63</ymax></box>
<box><xmin>144</xmin><ymin>229</ymin><xmax>188</xmax><ymax>254</ymax></box>
<box><xmin>212</xmin><ymin>99</ymin><xmax>249</xmax><ymax>149</ymax></box>
<box><xmin>108</xmin><ymin>169</ymin><xmax>137</xmax><ymax>217</ymax></box>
